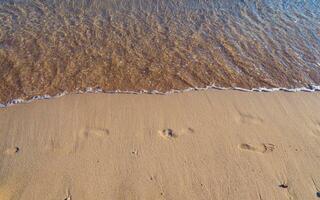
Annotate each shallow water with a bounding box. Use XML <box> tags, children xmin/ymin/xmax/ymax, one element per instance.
<box><xmin>0</xmin><ymin>0</ymin><xmax>320</xmax><ymax>103</ymax></box>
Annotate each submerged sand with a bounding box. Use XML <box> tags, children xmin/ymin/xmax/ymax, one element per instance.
<box><xmin>1</xmin><ymin>0</ymin><xmax>320</xmax><ymax>103</ymax></box>
<box><xmin>0</xmin><ymin>91</ymin><xmax>320</xmax><ymax>199</ymax></box>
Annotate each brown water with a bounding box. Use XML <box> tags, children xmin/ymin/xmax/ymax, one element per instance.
<box><xmin>0</xmin><ymin>0</ymin><xmax>320</xmax><ymax>103</ymax></box>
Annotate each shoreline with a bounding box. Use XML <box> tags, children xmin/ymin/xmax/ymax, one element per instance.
<box><xmin>2</xmin><ymin>84</ymin><xmax>320</xmax><ymax>108</ymax></box>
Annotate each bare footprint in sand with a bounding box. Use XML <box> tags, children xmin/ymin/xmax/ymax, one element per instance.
<box><xmin>74</xmin><ymin>128</ymin><xmax>110</xmax><ymax>152</ymax></box>
<box><xmin>82</xmin><ymin>128</ymin><xmax>110</xmax><ymax>138</ymax></box>
<box><xmin>64</xmin><ymin>196</ymin><xmax>71</xmax><ymax>200</ymax></box>
<box><xmin>159</xmin><ymin>129</ymin><xmax>176</xmax><ymax>139</ymax></box>
<box><xmin>64</xmin><ymin>189</ymin><xmax>72</xmax><ymax>200</ymax></box>
<box><xmin>4</xmin><ymin>147</ymin><xmax>20</xmax><ymax>155</ymax></box>
<box><xmin>239</xmin><ymin>143</ymin><xmax>275</xmax><ymax>153</ymax></box>
<box><xmin>237</xmin><ymin>112</ymin><xmax>263</xmax><ymax>125</ymax></box>
<box><xmin>311</xmin><ymin>122</ymin><xmax>320</xmax><ymax>137</ymax></box>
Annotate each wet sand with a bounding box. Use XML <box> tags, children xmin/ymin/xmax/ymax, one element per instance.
<box><xmin>1</xmin><ymin>90</ymin><xmax>320</xmax><ymax>199</ymax></box>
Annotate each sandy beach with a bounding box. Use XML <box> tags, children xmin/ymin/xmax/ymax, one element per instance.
<box><xmin>0</xmin><ymin>90</ymin><xmax>320</xmax><ymax>199</ymax></box>
<box><xmin>1</xmin><ymin>1</ymin><xmax>320</xmax><ymax>199</ymax></box>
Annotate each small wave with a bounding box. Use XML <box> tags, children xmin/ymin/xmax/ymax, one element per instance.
<box><xmin>1</xmin><ymin>84</ymin><xmax>320</xmax><ymax>108</ymax></box>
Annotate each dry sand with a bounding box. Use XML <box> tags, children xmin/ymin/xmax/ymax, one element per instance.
<box><xmin>0</xmin><ymin>90</ymin><xmax>320</xmax><ymax>199</ymax></box>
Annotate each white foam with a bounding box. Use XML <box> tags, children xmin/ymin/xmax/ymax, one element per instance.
<box><xmin>7</xmin><ymin>99</ymin><xmax>24</xmax><ymax>106</ymax></box>
<box><xmin>233</xmin><ymin>87</ymin><xmax>252</xmax><ymax>92</ymax></box>
<box><xmin>1</xmin><ymin>84</ymin><xmax>320</xmax><ymax>108</ymax></box>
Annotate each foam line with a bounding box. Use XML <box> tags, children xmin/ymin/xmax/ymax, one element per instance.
<box><xmin>1</xmin><ymin>84</ymin><xmax>320</xmax><ymax>108</ymax></box>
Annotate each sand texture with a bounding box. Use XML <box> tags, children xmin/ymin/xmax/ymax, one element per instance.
<box><xmin>0</xmin><ymin>91</ymin><xmax>320</xmax><ymax>199</ymax></box>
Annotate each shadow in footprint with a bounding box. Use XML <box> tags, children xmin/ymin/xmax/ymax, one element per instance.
<box><xmin>131</xmin><ymin>149</ymin><xmax>138</xmax><ymax>156</ymax></box>
<box><xmin>317</xmin><ymin>192</ymin><xmax>320</xmax><ymax>198</ymax></box>
<box><xmin>239</xmin><ymin>143</ymin><xmax>275</xmax><ymax>153</ymax></box>
<box><xmin>278</xmin><ymin>184</ymin><xmax>288</xmax><ymax>189</ymax></box>
<box><xmin>4</xmin><ymin>147</ymin><xmax>20</xmax><ymax>155</ymax></box>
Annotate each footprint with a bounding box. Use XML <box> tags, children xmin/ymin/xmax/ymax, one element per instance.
<box><xmin>74</xmin><ymin>128</ymin><xmax>110</xmax><ymax>152</ymax></box>
<box><xmin>311</xmin><ymin>122</ymin><xmax>320</xmax><ymax>137</ymax></box>
<box><xmin>277</xmin><ymin>182</ymin><xmax>297</xmax><ymax>199</ymax></box>
<box><xmin>82</xmin><ymin>128</ymin><xmax>110</xmax><ymax>138</ymax></box>
<box><xmin>237</xmin><ymin>112</ymin><xmax>263</xmax><ymax>125</ymax></box>
<box><xmin>159</xmin><ymin>127</ymin><xmax>195</xmax><ymax>139</ymax></box>
<box><xmin>4</xmin><ymin>147</ymin><xmax>20</xmax><ymax>155</ymax></box>
<box><xmin>239</xmin><ymin>143</ymin><xmax>275</xmax><ymax>153</ymax></box>
<box><xmin>131</xmin><ymin>149</ymin><xmax>138</xmax><ymax>156</ymax></box>
<box><xmin>64</xmin><ymin>188</ymin><xmax>72</xmax><ymax>200</ymax></box>
<box><xmin>64</xmin><ymin>196</ymin><xmax>71</xmax><ymax>200</ymax></box>
<box><xmin>311</xmin><ymin>177</ymin><xmax>320</xmax><ymax>198</ymax></box>
<box><xmin>159</xmin><ymin>129</ymin><xmax>176</xmax><ymax>139</ymax></box>
<box><xmin>313</xmin><ymin>130</ymin><xmax>320</xmax><ymax>137</ymax></box>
